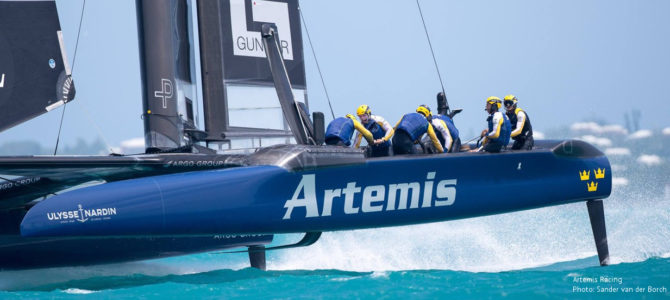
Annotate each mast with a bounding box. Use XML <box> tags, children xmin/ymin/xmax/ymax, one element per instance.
<box><xmin>136</xmin><ymin>0</ymin><xmax>193</xmax><ymax>152</ymax></box>
<box><xmin>136</xmin><ymin>0</ymin><xmax>309</xmax><ymax>153</ymax></box>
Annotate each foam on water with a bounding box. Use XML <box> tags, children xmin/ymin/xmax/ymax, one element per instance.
<box><xmin>269</xmin><ymin>179</ymin><xmax>669</xmax><ymax>273</ymax></box>
<box><xmin>63</xmin><ymin>288</ymin><xmax>96</xmax><ymax>294</ymax></box>
<box><xmin>271</xmin><ymin>205</ymin><xmax>596</xmax><ymax>272</ymax></box>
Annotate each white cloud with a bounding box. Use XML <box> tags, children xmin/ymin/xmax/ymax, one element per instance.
<box><xmin>578</xmin><ymin>135</ymin><xmax>612</xmax><ymax>147</ymax></box>
<box><xmin>114</xmin><ymin>137</ymin><xmax>145</xmax><ymax>154</ymax></box>
<box><xmin>637</xmin><ymin>154</ymin><xmax>662</xmax><ymax>166</ymax></box>
<box><xmin>533</xmin><ymin>131</ymin><xmax>545</xmax><ymax>139</ymax></box>
<box><xmin>570</xmin><ymin>122</ymin><xmax>627</xmax><ymax>135</ymax></box>
<box><xmin>612</xmin><ymin>177</ymin><xmax>629</xmax><ymax>187</ymax></box>
<box><xmin>120</xmin><ymin>137</ymin><xmax>145</xmax><ymax>148</ymax></box>
<box><xmin>628</xmin><ymin>129</ymin><xmax>652</xmax><ymax>139</ymax></box>
<box><xmin>663</xmin><ymin>127</ymin><xmax>670</xmax><ymax>135</ymax></box>
<box><xmin>600</xmin><ymin>124</ymin><xmax>628</xmax><ymax>135</ymax></box>
<box><xmin>605</xmin><ymin>148</ymin><xmax>631</xmax><ymax>156</ymax></box>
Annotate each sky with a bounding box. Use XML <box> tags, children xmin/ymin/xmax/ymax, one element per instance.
<box><xmin>2</xmin><ymin>0</ymin><xmax>669</xmax><ymax>152</ymax></box>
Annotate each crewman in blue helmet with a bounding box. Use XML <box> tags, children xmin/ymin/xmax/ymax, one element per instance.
<box><xmin>392</xmin><ymin>105</ymin><xmax>443</xmax><ymax>155</ymax></box>
<box><xmin>425</xmin><ymin>105</ymin><xmax>461</xmax><ymax>153</ymax></box>
<box><xmin>353</xmin><ymin>105</ymin><xmax>394</xmax><ymax>157</ymax></box>
<box><xmin>476</xmin><ymin>96</ymin><xmax>511</xmax><ymax>153</ymax></box>
<box><xmin>325</xmin><ymin>114</ymin><xmax>373</xmax><ymax>146</ymax></box>
<box><xmin>504</xmin><ymin>94</ymin><xmax>534</xmax><ymax>150</ymax></box>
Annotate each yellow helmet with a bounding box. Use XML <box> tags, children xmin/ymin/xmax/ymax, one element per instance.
<box><xmin>503</xmin><ymin>94</ymin><xmax>518</xmax><ymax>108</ymax></box>
<box><xmin>416</xmin><ymin>105</ymin><xmax>431</xmax><ymax>117</ymax></box>
<box><xmin>356</xmin><ymin>105</ymin><xmax>371</xmax><ymax>116</ymax></box>
<box><xmin>486</xmin><ymin>96</ymin><xmax>502</xmax><ymax>109</ymax></box>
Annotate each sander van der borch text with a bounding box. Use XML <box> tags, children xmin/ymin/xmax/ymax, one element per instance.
<box><xmin>572</xmin><ymin>276</ymin><xmax>668</xmax><ymax>294</ymax></box>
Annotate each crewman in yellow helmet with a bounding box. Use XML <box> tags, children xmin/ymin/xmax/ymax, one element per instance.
<box><xmin>503</xmin><ymin>94</ymin><xmax>534</xmax><ymax>150</ymax></box>
<box><xmin>475</xmin><ymin>96</ymin><xmax>511</xmax><ymax>153</ymax></box>
<box><xmin>353</xmin><ymin>105</ymin><xmax>394</xmax><ymax>157</ymax></box>
<box><xmin>392</xmin><ymin>105</ymin><xmax>443</xmax><ymax>155</ymax></box>
<box><xmin>420</xmin><ymin>104</ymin><xmax>460</xmax><ymax>153</ymax></box>
<box><xmin>325</xmin><ymin>114</ymin><xmax>374</xmax><ymax>147</ymax></box>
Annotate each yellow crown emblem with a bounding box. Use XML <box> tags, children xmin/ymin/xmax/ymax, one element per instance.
<box><xmin>579</xmin><ymin>170</ymin><xmax>590</xmax><ymax>181</ymax></box>
<box><xmin>587</xmin><ymin>181</ymin><xmax>598</xmax><ymax>192</ymax></box>
<box><xmin>594</xmin><ymin>168</ymin><xmax>605</xmax><ymax>179</ymax></box>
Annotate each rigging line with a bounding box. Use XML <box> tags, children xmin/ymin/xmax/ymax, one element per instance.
<box><xmin>299</xmin><ymin>6</ymin><xmax>335</xmax><ymax>119</ymax></box>
<box><xmin>77</xmin><ymin>104</ymin><xmax>115</xmax><ymax>154</ymax></box>
<box><xmin>70</xmin><ymin>0</ymin><xmax>87</xmax><ymax>74</ymax></box>
<box><xmin>415</xmin><ymin>0</ymin><xmax>450</xmax><ymax>112</ymax></box>
<box><xmin>53</xmin><ymin>105</ymin><xmax>67</xmax><ymax>155</ymax></box>
<box><xmin>53</xmin><ymin>0</ymin><xmax>87</xmax><ymax>156</ymax></box>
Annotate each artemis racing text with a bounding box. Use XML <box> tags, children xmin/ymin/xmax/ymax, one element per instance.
<box><xmin>283</xmin><ymin>172</ymin><xmax>457</xmax><ymax>219</ymax></box>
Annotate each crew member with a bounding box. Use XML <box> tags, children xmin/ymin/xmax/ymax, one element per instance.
<box><xmin>353</xmin><ymin>105</ymin><xmax>394</xmax><ymax>157</ymax></box>
<box><xmin>476</xmin><ymin>96</ymin><xmax>511</xmax><ymax>153</ymax></box>
<box><xmin>325</xmin><ymin>114</ymin><xmax>373</xmax><ymax>146</ymax></box>
<box><xmin>432</xmin><ymin>110</ymin><xmax>461</xmax><ymax>153</ymax></box>
<box><xmin>504</xmin><ymin>94</ymin><xmax>534</xmax><ymax>150</ymax></box>
<box><xmin>392</xmin><ymin>105</ymin><xmax>443</xmax><ymax>155</ymax></box>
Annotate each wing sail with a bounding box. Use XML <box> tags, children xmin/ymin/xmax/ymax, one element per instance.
<box><xmin>0</xmin><ymin>0</ymin><xmax>75</xmax><ymax>132</ymax></box>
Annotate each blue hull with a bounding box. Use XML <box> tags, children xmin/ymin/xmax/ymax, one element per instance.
<box><xmin>20</xmin><ymin>141</ymin><xmax>611</xmax><ymax>238</ymax></box>
<box><xmin>0</xmin><ymin>234</ymin><xmax>272</xmax><ymax>270</ymax></box>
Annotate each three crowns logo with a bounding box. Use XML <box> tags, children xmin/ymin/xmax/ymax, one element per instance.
<box><xmin>587</xmin><ymin>181</ymin><xmax>598</xmax><ymax>192</ymax></box>
<box><xmin>579</xmin><ymin>170</ymin><xmax>590</xmax><ymax>181</ymax></box>
<box><xmin>580</xmin><ymin>168</ymin><xmax>606</xmax><ymax>192</ymax></box>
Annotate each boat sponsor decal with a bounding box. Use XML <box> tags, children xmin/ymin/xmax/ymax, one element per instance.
<box><xmin>46</xmin><ymin>204</ymin><xmax>117</xmax><ymax>224</ymax></box>
<box><xmin>580</xmin><ymin>168</ymin><xmax>606</xmax><ymax>192</ymax></box>
<box><xmin>165</xmin><ymin>160</ymin><xmax>227</xmax><ymax>167</ymax></box>
<box><xmin>213</xmin><ymin>234</ymin><xmax>266</xmax><ymax>240</ymax></box>
<box><xmin>0</xmin><ymin>73</ymin><xmax>4</xmax><ymax>88</ymax></box>
<box><xmin>0</xmin><ymin>177</ymin><xmax>41</xmax><ymax>191</ymax></box>
<box><xmin>153</xmin><ymin>78</ymin><xmax>173</xmax><ymax>109</ymax></box>
<box><xmin>230</xmin><ymin>0</ymin><xmax>293</xmax><ymax>60</ymax></box>
<box><xmin>48</xmin><ymin>58</ymin><xmax>56</xmax><ymax>69</ymax></box>
<box><xmin>283</xmin><ymin>172</ymin><xmax>457</xmax><ymax>219</ymax></box>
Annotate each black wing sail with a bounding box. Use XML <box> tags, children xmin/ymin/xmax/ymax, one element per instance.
<box><xmin>0</xmin><ymin>0</ymin><xmax>75</xmax><ymax>132</ymax></box>
<box><xmin>197</xmin><ymin>0</ymin><xmax>307</xmax><ymax>143</ymax></box>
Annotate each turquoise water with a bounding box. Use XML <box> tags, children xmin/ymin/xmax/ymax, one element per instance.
<box><xmin>1</xmin><ymin>257</ymin><xmax>668</xmax><ymax>299</ymax></box>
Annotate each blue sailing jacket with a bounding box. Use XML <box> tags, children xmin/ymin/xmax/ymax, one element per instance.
<box><xmin>434</xmin><ymin>114</ymin><xmax>459</xmax><ymax>142</ymax></box>
<box><xmin>396</xmin><ymin>113</ymin><xmax>429</xmax><ymax>141</ymax></box>
<box><xmin>325</xmin><ymin>117</ymin><xmax>354</xmax><ymax>146</ymax></box>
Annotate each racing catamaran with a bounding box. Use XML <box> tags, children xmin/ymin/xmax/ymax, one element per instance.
<box><xmin>0</xmin><ymin>0</ymin><xmax>611</xmax><ymax>271</ymax></box>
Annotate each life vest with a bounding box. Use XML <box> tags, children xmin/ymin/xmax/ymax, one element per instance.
<box><xmin>434</xmin><ymin>114</ymin><xmax>459</xmax><ymax>141</ymax></box>
<box><xmin>325</xmin><ymin>117</ymin><xmax>354</xmax><ymax>146</ymax></box>
<box><xmin>396</xmin><ymin>113</ymin><xmax>429</xmax><ymax>142</ymax></box>
<box><xmin>506</xmin><ymin>108</ymin><xmax>533</xmax><ymax>141</ymax></box>
<box><xmin>364</xmin><ymin>119</ymin><xmax>390</xmax><ymax>147</ymax></box>
<box><xmin>487</xmin><ymin>112</ymin><xmax>511</xmax><ymax>146</ymax></box>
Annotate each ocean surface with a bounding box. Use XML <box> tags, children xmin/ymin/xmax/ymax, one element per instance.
<box><xmin>1</xmin><ymin>127</ymin><xmax>669</xmax><ymax>299</ymax></box>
